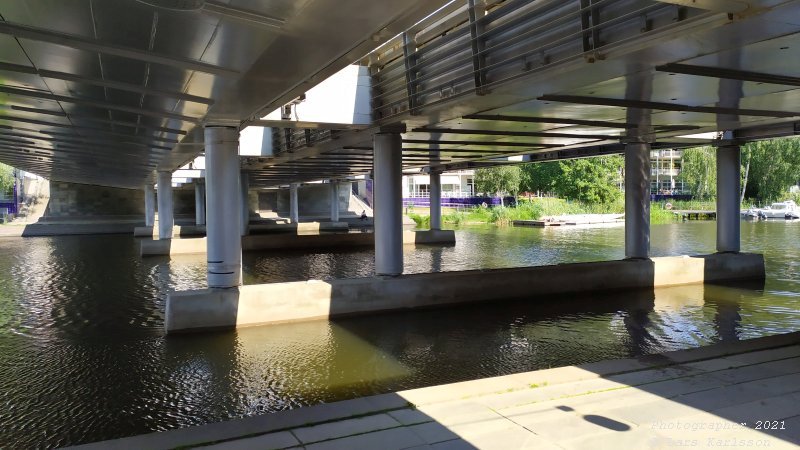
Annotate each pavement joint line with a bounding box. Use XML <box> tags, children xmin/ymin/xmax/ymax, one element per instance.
<box><xmin>293</xmin><ymin>423</ymin><xmax>408</xmax><ymax>447</ymax></box>
<box><xmin>437</xmin><ymin>338</ymin><xmax>800</xmax><ymax>405</ymax></box>
<box><xmin>470</xmin><ymin>349</ymin><xmax>800</xmax><ymax>411</ymax></box>
<box><xmin>190</xmin><ymin>406</ymin><xmax>412</xmax><ymax>448</ymax></box>
<box><xmin>488</xmin><ymin>405</ymin><xmax>549</xmax><ymax>440</ymax></box>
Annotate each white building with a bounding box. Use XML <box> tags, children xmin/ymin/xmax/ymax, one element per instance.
<box><xmin>402</xmin><ymin>170</ymin><xmax>475</xmax><ymax>198</ymax></box>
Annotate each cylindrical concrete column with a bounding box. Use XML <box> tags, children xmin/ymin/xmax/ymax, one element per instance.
<box><xmin>156</xmin><ymin>171</ymin><xmax>174</xmax><ymax>240</ymax></box>
<box><xmin>240</xmin><ymin>172</ymin><xmax>249</xmax><ymax>236</ymax></box>
<box><xmin>330</xmin><ymin>180</ymin><xmax>340</xmax><ymax>222</ymax></box>
<box><xmin>373</xmin><ymin>132</ymin><xmax>404</xmax><ymax>275</ymax></box>
<box><xmin>194</xmin><ymin>181</ymin><xmax>206</xmax><ymax>226</ymax></box>
<box><xmin>717</xmin><ymin>144</ymin><xmax>741</xmax><ymax>253</ymax></box>
<box><xmin>429</xmin><ymin>170</ymin><xmax>442</xmax><ymax>230</ymax></box>
<box><xmin>289</xmin><ymin>183</ymin><xmax>299</xmax><ymax>223</ymax></box>
<box><xmin>205</xmin><ymin>126</ymin><xmax>242</xmax><ymax>288</ymax></box>
<box><xmin>144</xmin><ymin>184</ymin><xmax>155</xmax><ymax>227</ymax></box>
<box><xmin>625</xmin><ymin>142</ymin><xmax>651</xmax><ymax>259</ymax></box>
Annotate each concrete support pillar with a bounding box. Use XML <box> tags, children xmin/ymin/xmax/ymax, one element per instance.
<box><xmin>373</xmin><ymin>132</ymin><xmax>403</xmax><ymax>276</ymax></box>
<box><xmin>204</xmin><ymin>126</ymin><xmax>242</xmax><ymax>288</ymax></box>
<box><xmin>330</xmin><ymin>180</ymin><xmax>340</xmax><ymax>222</ymax></box>
<box><xmin>717</xmin><ymin>144</ymin><xmax>741</xmax><ymax>253</ymax></box>
<box><xmin>429</xmin><ymin>171</ymin><xmax>442</xmax><ymax>230</ymax></box>
<box><xmin>144</xmin><ymin>184</ymin><xmax>155</xmax><ymax>227</ymax></box>
<box><xmin>194</xmin><ymin>181</ymin><xmax>206</xmax><ymax>226</ymax></box>
<box><xmin>289</xmin><ymin>183</ymin><xmax>299</xmax><ymax>223</ymax></box>
<box><xmin>156</xmin><ymin>171</ymin><xmax>174</xmax><ymax>240</ymax></box>
<box><xmin>624</xmin><ymin>142</ymin><xmax>650</xmax><ymax>259</ymax></box>
<box><xmin>240</xmin><ymin>172</ymin><xmax>249</xmax><ymax>236</ymax></box>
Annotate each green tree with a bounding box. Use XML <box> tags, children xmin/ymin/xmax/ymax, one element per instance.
<box><xmin>475</xmin><ymin>166</ymin><xmax>521</xmax><ymax>205</ymax></box>
<box><xmin>741</xmin><ymin>138</ymin><xmax>800</xmax><ymax>203</ymax></box>
<box><xmin>520</xmin><ymin>161</ymin><xmax>560</xmax><ymax>194</ymax></box>
<box><xmin>678</xmin><ymin>146</ymin><xmax>716</xmax><ymax>200</ymax></box>
<box><xmin>556</xmin><ymin>156</ymin><xmax>622</xmax><ymax>204</ymax></box>
<box><xmin>520</xmin><ymin>155</ymin><xmax>623</xmax><ymax>204</ymax></box>
<box><xmin>0</xmin><ymin>162</ymin><xmax>13</xmax><ymax>197</ymax></box>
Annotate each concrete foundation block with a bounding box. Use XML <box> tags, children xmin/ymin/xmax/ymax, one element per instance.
<box><xmin>142</xmin><ymin>229</ymin><xmax>457</xmax><ymax>257</ymax></box>
<box><xmin>408</xmin><ymin>229</ymin><xmax>456</xmax><ymax>245</ymax></box>
<box><xmin>133</xmin><ymin>226</ymin><xmax>154</xmax><ymax>237</ymax></box>
<box><xmin>135</xmin><ymin>225</ymin><xmax>206</xmax><ymax>238</ymax></box>
<box><xmin>140</xmin><ymin>238</ymin><xmax>207</xmax><ymax>256</ymax></box>
<box><xmin>165</xmin><ymin>253</ymin><xmax>765</xmax><ymax>333</ymax></box>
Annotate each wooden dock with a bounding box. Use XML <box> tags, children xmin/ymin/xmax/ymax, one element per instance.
<box><xmin>672</xmin><ymin>210</ymin><xmax>717</xmax><ymax>220</ymax></box>
<box><xmin>514</xmin><ymin>214</ymin><xmax>624</xmax><ymax>228</ymax></box>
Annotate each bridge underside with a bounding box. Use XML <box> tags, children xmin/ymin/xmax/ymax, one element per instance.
<box><xmin>244</xmin><ymin>0</ymin><xmax>800</xmax><ymax>189</ymax></box>
<box><xmin>0</xmin><ymin>1</ymin><xmax>798</xmax><ymax>190</ymax></box>
<box><xmin>0</xmin><ymin>0</ymin><xmax>450</xmax><ymax>188</ymax></box>
<box><xmin>0</xmin><ymin>1</ymin><xmax>778</xmax><ymax>336</ymax></box>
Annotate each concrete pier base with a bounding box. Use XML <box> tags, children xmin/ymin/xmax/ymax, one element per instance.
<box><xmin>134</xmin><ymin>221</ymin><xmax>352</xmax><ymax>238</ymax></box>
<box><xmin>141</xmin><ymin>229</ymin><xmax>456</xmax><ymax>257</ymax></box>
<box><xmin>165</xmin><ymin>252</ymin><xmax>764</xmax><ymax>333</ymax></box>
<box><xmin>134</xmin><ymin>225</ymin><xmax>206</xmax><ymax>237</ymax></box>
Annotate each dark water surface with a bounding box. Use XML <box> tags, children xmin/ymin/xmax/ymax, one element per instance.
<box><xmin>1</xmin><ymin>221</ymin><xmax>799</xmax><ymax>448</ymax></box>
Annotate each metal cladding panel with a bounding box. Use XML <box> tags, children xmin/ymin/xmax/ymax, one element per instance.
<box><xmin>0</xmin><ymin>0</ymin><xmax>451</xmax><ymax>188</ymax></box>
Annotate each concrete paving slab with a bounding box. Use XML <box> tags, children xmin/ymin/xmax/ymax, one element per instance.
<box><xmin>681</xmin><ymin>357</ymin><xmax>741</xmax><ymax>372</ymax></box>
<box><xmin>388</xmin><ymin>408</ymin><xmax>435</xmax><ymax>426</ymax></box>
<box><xmin>476</xmin><ymin>377</ymin><xmax>630</xmax><ymax>410</ymax></box>
<box><xmin>429</xmin><ymin>439</ymin><xmax>477</xmax><ymax>449</ymax></box>
<box><xmin>630</xmin><ymin>373</ymin><xmax>730</xmax><ymax>398</ymax></box>
<box><xmin>603</xmin><ymin>398</ymin><xmax>708</xmax><ymax>426</ymax></box>
<box><xmin>653</xmin><ymin>412</ymin><xmax>796</xmax><ymax>450</ymax></box>
<box><xmin>514</xmin><ymin>408</ymin><xmax>635</xmax><ymax>442</ymax></box>
<box><xmin>197</xmin><ymin>431</ymin><xmax>299</xmax><ymax>450</ymax></box>
<box><xmin>676</xmin><ymin>383</ymin><xmax>785</xmax><ymax>411</ymax></box>
<box><xmin>416</xmin><ymin>402</ymin><xmax>505</xmax><ymax>428</ymax></box>
<box><xmin>711</xmin><ymin>393</ymin><xmax>800</xmax><ymax>424</ymax></box>
<box><xmin>774</xmin><ymin>415</ymin><xmax>800</xmax><ymax>443</ymax></box>
<box><xmin>303</xmin><ymin>427</ymin><xmax>426</xmax><ymax>450</ymax></box>
<box><xmin>291</xmin><ymin>413</ymin><xmax>400</xmax><ymax>444</ymax></box>
<box><xmin>407</xmin><ymin>421</ymin><xmax>461</xmax><ymax>444</ymax></box>
<box><xmin>506</xmin><ymin>366</ymin><xmax>599</xmax><ymax>388</ymax></box>
<box><xmin>558</xmin><ymin>428</ymin><xmax>669</xmax><ymax>450</ymax></box>
<box><xmin>401</xmin><ymin>375</ymin><xmax>528</xmax><ymax>407</ymax></box>
<box><xmin>453</xmin><ymin>424</ymin><xmax>561</xmax><ymax>450</ymax></box>
<box><xmin>605</xmin><ymin>365</ymin><xmax>703</xmax><ymax>387</ymax></box>
<box><xmin>704</xmin><ymin>362</ymin><xmax>787</xmax><ymax>384</ymax></box>
<box><xmin>723</xmin><ymin>346</ymin><xmax>800</xmax><ymax>365</ymax></box>
<box><xmin>75</xmin><ymin>334</ymin><xmax>800</xmax><ymax>450</ymax></box>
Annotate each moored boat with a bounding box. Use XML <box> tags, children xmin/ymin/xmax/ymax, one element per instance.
<box><xmin>759</xmin><ymin>200</ymin><xmax>798</xmax><ymax>219</ymax></box>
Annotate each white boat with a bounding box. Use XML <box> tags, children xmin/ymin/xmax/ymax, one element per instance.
<box><xmin>741</xmin><ymin>207</ymin><xmax>763</xmax><ymax>220</ymax></box>
<box><xmin>759</xmin><ymin>200</ymin><xmax>798</xmax><ymax>219</ymax></box>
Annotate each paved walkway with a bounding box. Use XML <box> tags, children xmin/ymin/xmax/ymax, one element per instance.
<box><xmin>71</xmin><ymin>332</ymin><xmax>800</xmax><ymax>450</ymax></box>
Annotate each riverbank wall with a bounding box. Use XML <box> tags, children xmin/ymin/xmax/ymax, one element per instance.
<box><xmin>165</xmin><ymin>252</ymin><xmax>765</xmax><ymax>333</ymax></box>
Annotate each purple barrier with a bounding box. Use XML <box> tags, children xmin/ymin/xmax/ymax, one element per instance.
<box><xmin>651</xmin><ymin>194</ymin><xmax>693</xmax><ymax>202</ymax></box>
<box><xmin>0</xmin><ymin>201</ymin><xmax>16</xmax><ymax>214</ymax></box>
<box><xmin>403</xmin><ymin>196</ymin><xmax>515</xmax><ymax>208</ymax></box>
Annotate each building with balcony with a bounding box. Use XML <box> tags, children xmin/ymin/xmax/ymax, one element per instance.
<box><xmin>651</xmin><ymin>149</ymin><xmax>685</xmax><ymax>195</ymax></box>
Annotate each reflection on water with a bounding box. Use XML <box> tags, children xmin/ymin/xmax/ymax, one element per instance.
<box><xmin>0</xmin><ymin>221</ymin><xmax>799</xmax><ymax>447</ymax></box>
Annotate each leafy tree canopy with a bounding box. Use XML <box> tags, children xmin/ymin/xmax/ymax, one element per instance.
<box><xmin>474</xmin><ymin>165</ymin><xmax>522</xmax><ymax>199</ymax></box>
<box><xmin>741</xmin><ymin>138</ymin><xmax>800</xmax><ymax>203</ymax></box>
<box><xmin>677</xmin><ymin>146</ymin><xmax>717</xmax><ymax>200</ymax></box>
<box><xmin>0</xmin><ymin>162</ymin><xmax>13</xmax><ymax>197</ymax></box>
<box><xmin>520</xmin><ymin>155</ymin><xmax>623</xmax><ymax>204</ymax></box>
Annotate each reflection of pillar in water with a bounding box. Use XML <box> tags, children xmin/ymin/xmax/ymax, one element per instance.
<box><xmin>713</xmin><ymin>300</ymin><xmax>741</xmax><ymax>342</ymax></box>
<box><xmin>704</xmin><ymin>284</ymin><xmax>744</xmax><ymax>343</ymax></box>
<box><xmin>430</xmin><ymin>247</ymin><xmax>443</xmax><ymax>273</ymax></box>
<box><xmin>622</xmin><ymin>289</ymin><xmax>656</xmax><ymax>355</ymax></box>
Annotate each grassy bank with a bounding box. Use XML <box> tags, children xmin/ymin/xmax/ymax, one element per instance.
<box><xmin>408</xmin><ymin>197</ymin><xmax>714</xmax><ymax>227</ymax></box>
